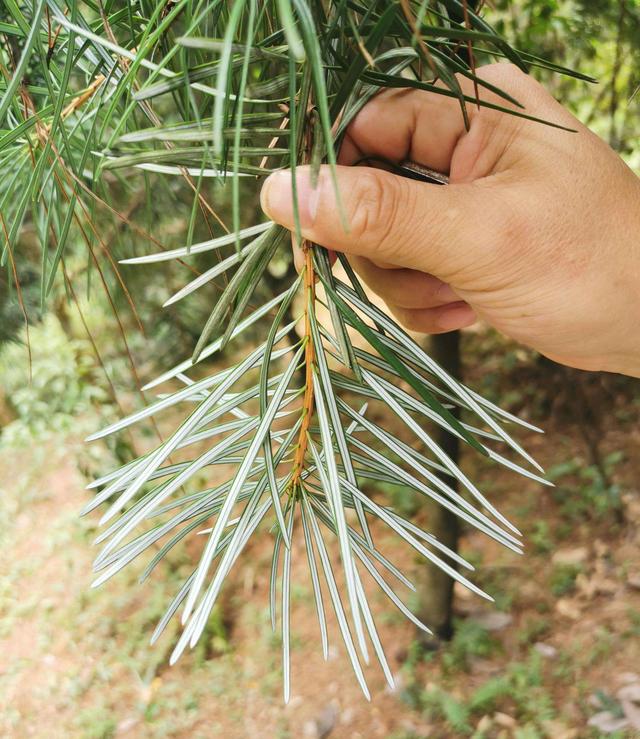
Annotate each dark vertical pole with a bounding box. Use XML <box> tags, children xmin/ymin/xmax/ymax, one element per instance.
<box><xmin>414</xmin><ymin>0</ymin><xmax>477</xmax><ymax>647</ymax></box>
<box><xmin>415</xmin><ymin>331</ymin><xmax>461</xmax><ymax>642</ymax></box>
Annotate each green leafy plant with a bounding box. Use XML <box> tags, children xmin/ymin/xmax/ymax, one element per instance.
<box><xmin>548</xmin><ymin>453</ymin><xmax>625</xmax><ymax>521</ymax></box>
<box><xmin>1</xmin><ymin>0</ymin><xmax>588</xmax><ymax>700</ymax></box>
<box><xmin>401</xmin><ymin>648</ymin><xmax>554</xmax><ymax>736</ymax></box>
<box><xmin>0</xmin><ymin>313</ymin><xmax>109</xmax><ymax>443</ymax></box>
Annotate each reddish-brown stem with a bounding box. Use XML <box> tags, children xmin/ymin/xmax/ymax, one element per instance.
<box><xmin>461</xmin><ymin>0</ymin><xmax>480</xmax><ymax>110</ymax></box>
<box><xmin>290</xmin><ymin>243</ymin><xmax>316</xmax><ymax>490</ymax></box>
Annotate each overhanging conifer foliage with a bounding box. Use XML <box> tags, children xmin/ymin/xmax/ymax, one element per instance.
<box><xmin>1</xmin><ymin>1</ymin><xmax>590</xmax><ymax>699</ymax></box>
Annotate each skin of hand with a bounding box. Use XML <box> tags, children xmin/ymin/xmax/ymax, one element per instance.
<box><xmin>260</xmin><ymin>63</ymin><xmax>640</xmax><ymax>378</ymax></box>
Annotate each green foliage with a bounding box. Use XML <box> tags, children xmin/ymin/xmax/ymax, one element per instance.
<box><xmin>624</xmin><ymin>608</ymin><xmax>640</xmax><ymax>638</ymax></box>
<box><xmin>73</xmin><ymin>708</ymin><xmax>117</xmax><ymax>739</ymax></box>
<box><xmin>494</xmin><ymin>0</ymin><xmax>640</xmax><ymax>165</ymax></box>
<box><xmin>421</xmin><ymin>685</ymin><xmax>472</xmax><ymax>734</ymax></box>
<box><xmin>530</xmin><ymin>520</ymin><xmax>553</xmax><ymax>554</ymax></box>
<box><xmin>591</xmin><ymin>688</ymin><xmax>626</xmax><ymax>719</ymax></box>
<box><xmin>517</xmin><ymin>616</ymin><xmax>551</xmax><ymax>645</ymax></box>
<box><xmin>403</xmin><ymin>648</ymin><xmax>555</xmax><ymax>737</ymax></box>
<box><xmin>0</xmin><ymin>314</ymin><xmax>109</xmax><ymax>443</ymax></box>
<box><xmin>549</xmin><ymin>563</ymin><xmax>582</xmax><ymax>596</ymax></box>
<box><xmin>548</xmin><ymin>451</ymin><xmax>625</xmax><ymax>520</ymax></box>
<box><xmin>442</xmin><ymin>619</ymin><xmax>500</xmax><ymax>673</ymax></box>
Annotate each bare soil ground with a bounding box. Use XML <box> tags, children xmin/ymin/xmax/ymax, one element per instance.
<box><xmin>1</xmin><ymin>343</ymin><xmax>640</xmax><ymax>739</ymax></box>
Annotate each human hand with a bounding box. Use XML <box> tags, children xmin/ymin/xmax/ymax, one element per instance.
<box><xmin>260</xmin><ymin>63</ymin><xmax>640</xmax><ymax>377</ymax></box>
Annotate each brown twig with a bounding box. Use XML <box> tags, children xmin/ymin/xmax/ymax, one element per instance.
<box><xmin>58</xmin><ymin>75</ymin><xmax>106</xmax><ymax>124</ymax></box>
<box><xmin>290</xmin><ymin>243</ymin><xmax>316</xmax><ymax>491</ymax></box>
<box><xmin>259</xmin><ymin>114</ymin><xmax>290</xmax><ymax>171</ymax></box>
<box><xmin>399</xmin><ymin>0</ymin><xmax>438</xmax><ymax>79</ymax></box>
<box><xmin>287</xmin><ymin>98</ymin><xmax>320</xmax><ymax>492</ymax></box>
<box><xmin>46</xmin><ymin>7</ymin><xmax>67</xmax><ymax>66</ymax></box>
<box><xmin>462</xmin><ymin>0</ymin><xmax>480</xmax><ymax>110</ymax></box>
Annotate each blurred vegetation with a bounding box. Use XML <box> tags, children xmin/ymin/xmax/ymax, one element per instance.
<box><xmin>494</xmin><ymin>0</ymin><xmax>640</xmax><ymax>167</ymax></box>
<box><xmin>0</xmin><ymin>313</ymin><xmax>110</xmax><ymax>443</ymax></box>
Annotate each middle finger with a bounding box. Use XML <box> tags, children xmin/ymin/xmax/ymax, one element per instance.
<box><xmin>349</xmin><ymin>255</ymin><xmax>458</xmax><ymax>310</ymax></box>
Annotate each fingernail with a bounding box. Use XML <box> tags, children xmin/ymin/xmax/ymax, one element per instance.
<box><xmin>437</xmin><ymin>303</ymin><xmax>476</xmax><ymax>331</ymax></box>
<box><xmin>260</xmin><ymin>166</ymin><xmax>321</xmax><ymax>228</ymax></box>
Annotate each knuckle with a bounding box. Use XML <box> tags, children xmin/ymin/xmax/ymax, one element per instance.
<box><xmin>348</xmin><ymin>171</ymin><xmax>387</xmax><ymax>239</ymax></box>
<box><xmin>474</xmin><ymin>64</ymin><xmax>537</xmax><ymax>113</ymax></box>
<box><xmin>491</xmin><ymin>202</ymin><xmax>536</xmax><ymax>271</ymax></box>
<box><xmin>499</xmin><ymin>207</ymin><xmax>531</xmax><ymax>248</ymax></box>
<box><xmin>481</xmin><ymin>62</ymin><xmax>528</xmax><ymax>87</ymax></box>
<box><xmin>348</xmin><ymin>171</ymin><xmax>406</xmax><ymax>256</ymax></box>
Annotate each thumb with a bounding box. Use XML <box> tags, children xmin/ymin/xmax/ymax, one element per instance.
<box><xmin>260</xmin><ymin>164</ymin><xmax>504</xmax><ymax>282</ymax></box>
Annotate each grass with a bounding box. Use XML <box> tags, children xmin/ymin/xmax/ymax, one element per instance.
<box><xmin>402</xmin><ymin>647</ymin><xmax>556</xmax><ymax>737</ymax></box>
<box><xmin>549</xmin><ymin>564</ymin><xmax>582</xmax><ymax>597</ymax></box>
<box><xmin>547</xmin><ymin>452</ymin><xmax>626</xmax><ymax>522</ymax></box>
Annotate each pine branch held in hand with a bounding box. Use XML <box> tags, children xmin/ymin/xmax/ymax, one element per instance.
<box><xmin>0</xmin><ymin>0</ymin><xmax>588</xmax><ymax>701</ymax></box>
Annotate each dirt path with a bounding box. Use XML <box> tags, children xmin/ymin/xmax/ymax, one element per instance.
<box><xmin>2</xmin><ymin>387</ymin><xmax>640</xmax><ymax>738</ymax></box>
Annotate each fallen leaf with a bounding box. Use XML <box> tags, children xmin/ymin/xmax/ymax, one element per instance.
<box><xmin>476</xmin><ymin>715</ymin><xmax>492</xmax><ymax>732</ymax></box>
<box><xmin>556</xmin><ymin>598</ymin><xmax>582</xmax><ymax>619</ymax></box>
<box><xmin>519</xmin><ymin>581</ymin><xmax>542</xmax><ymax>602</ymax></box>
<box><xmin>618</xmin><ymin>673</ymin><xmax>640</xmax><ymax>685</ymax></box>
<box><xmin>622</xmin><ymin>701</ymin><xmax>640</xmax><ymax>730</ymax></box>
<box><xmin>576</xmin><ymin>573</ymin><xmax>619</xmax><ymax>599</ymax></box>
<box><xmin>116</xmin><ymin>717</ymin><xmax>140</xmax><ymax>734</ymax></box>
<box><xmin>534</xmin><ymin>642</ymin><xmax>557</xmax><ymax>659</ymax></box>
<box><xmin>622</xmin><ymin>493</ymin><xmax>640</xmax><ymax>523</ymax></box>
<box><xmin>542</xmin><ymin>719</ymin><xmax>578</xmax><ymax>739</ymax></box>
<box><xmin>472</xmin><ymin>611</ymin><xmax>513</xmax><ymax>632</ymax></box>
<box><xmin>587</xmin><ymin>711</ymin><xmax>628</xmax><ymax>733</ymax></box>
<box><xmin>493</xmin><ymin>712</ymin><xmax>517</xmax><ymax>728</ymax></box>
<box><xmin>617</xmin><ymin>683</ymin><xmax>640</xmax><ymax>729</ymax></box>
<box><xmin>594</xmin><ymin>539</ymin><xmax>609</xmax><ymax>559</ymax></box>
<box><xmin>621</xmin><ymin>700</ymin><xmax>640</xmax><ymax>731</ymax></box>
<box><xmin>618</xmin><ymin>682</ymin><xmax>640</xmax><ymax>703</ymax></box>
<box><xmin>626</xmin><ymin>574</ymin><xmax>640</xmax><ymax>591</ymax></box>
<box><xmin>576</xmin><ymin>573</ymin><xmax>598</xmax><ymax>599</ymax></box>
<box><xmin>454</xmin><ymin>580</ymin><xmax>474</xmax><ymax>601</ymax></box>
<box><xmin>595</xmin><ymin>578</ymin><xmax>618</xmax><ymax>595</ymax></box>
<box><xmin>552</xmin><ymin>547</ymin><xmax>589</xmax><ymax>566</ymax></box>
<box><xmin>303</xmin><ymin>703</ymin><xmax>339</xmax><ymax>739</ymax></box>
